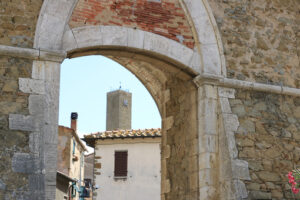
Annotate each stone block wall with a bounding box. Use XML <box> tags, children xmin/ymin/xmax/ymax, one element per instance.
<box><xmin>230</xmin><ymin>90</ymin><xmax>300</xmax><ymax>199</ymax></box>
<box><xmin>164</xmin><ymin>77</ymin><xmax>198</xmax><ymax>200</ymax></box>
<box><xmin>0</xmin><ymin>56</ymin><xmax>33</xmax><ymax>199</ymax></box>
<box><xmin>0</xmin><ymin>1</ymin><xmax>44</xmax><ymax>199</ymax></box>
<box><xmin>208</xmin><ymin>0</ymin><xmax>299</xmax><ymax>88</ymax></box>
<box><xmin>0</xmin><ymin>0</ymin><xmax>43</xmax><ymax>48</ymax></box>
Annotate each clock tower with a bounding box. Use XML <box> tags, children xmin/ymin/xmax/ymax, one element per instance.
<box><xmin>106</xmin><ymin>89</ymin><xmax>132</xmax><ymax>131</ymax></box>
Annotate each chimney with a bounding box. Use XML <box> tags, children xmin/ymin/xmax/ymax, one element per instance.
<box><xmin>106</xmin><ymin>90</ymin><xmax>132</xmax><ymax>131</ymax></box>
<box><xmin>71</xmin><ymin>112</ymin><xmax>78</xmax><ymax>131</ymax></box>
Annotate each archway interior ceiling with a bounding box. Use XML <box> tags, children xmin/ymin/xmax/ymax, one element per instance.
<box><xmin>69</xmin><ymin>0</ymin><xmax>196</xmax><ymax>50</ymax></box>
<box><xmin>67</xmin><ymin>47</ymin><xmax>197</xmax><ymax>78</ymax></box>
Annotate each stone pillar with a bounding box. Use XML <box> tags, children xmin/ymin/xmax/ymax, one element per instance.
<box><xmin>197</xmin><ymin>84</ymin><xmax>219</xmax><ymax>200</ymax></box>
<box><xmin>9</xmin><ymin>60</ymin><xmax>62</xmax><ymax>200</ymax></box>
<box><xmin>217</xmin><ymin>87</ymin><xmax>250</xmax><ymax>200</ymax></box>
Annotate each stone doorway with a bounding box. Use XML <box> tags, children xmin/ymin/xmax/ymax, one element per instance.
<box><xmin>6</xmin><ymin>0</ymin><xmax>243</xmax><ymax>199</ymax></box>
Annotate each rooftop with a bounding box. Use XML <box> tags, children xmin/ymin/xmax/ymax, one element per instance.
<box><xmin>83</xmin><ymin>128</ymin><xmax>161</xmax><ymax>147</ymax></box>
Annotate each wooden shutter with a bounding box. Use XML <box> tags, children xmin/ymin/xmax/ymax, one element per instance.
<box><xmin>114</xmin><ymin>151</ymin><xmax>128</xmax><ymax>177</ymax></box>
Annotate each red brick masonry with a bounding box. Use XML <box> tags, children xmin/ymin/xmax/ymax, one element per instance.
<box><xmin>69</xmin><ymin>0</ymin><xmax>195</xmax><ymax>49</ymax></box>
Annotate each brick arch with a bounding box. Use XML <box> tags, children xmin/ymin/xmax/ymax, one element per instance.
<box><xmin>34</xmin><ymin>0</ymin><xmax>226</xmax><ymax>77</ymax></box>
<box><xmin>31</xmin><ymin>1</ymin><xmax>239</xmax><ymax>200</ymax></box>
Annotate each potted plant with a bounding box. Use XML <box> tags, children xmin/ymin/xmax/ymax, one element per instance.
<box><xmin>288</xmin><ymin>169</ymin><xmax>300</xmax><ymax>195</ymax></box>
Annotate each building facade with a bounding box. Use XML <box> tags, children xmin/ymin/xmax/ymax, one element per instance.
<box><xmin>84</xmin><ymin>129</ymin><xmax>161</xmax><ymax>200</ymax></box>
<box><xmin>84</xmin><ymin>153</ymin><xmax>94</xmax><ymax>200</ymax></box>
<box><xmin>83</xmin><ymin>89</ymin><xmax>161</xmax><ymax>200</ymax></box>
<box><xmin>56</xmin><ymin>113</ymin><xmax>87</xmax><ymax>200</ymax></box>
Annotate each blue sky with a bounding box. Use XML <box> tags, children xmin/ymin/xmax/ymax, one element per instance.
<box><xmin>59</xmin><ymin>55</ymin><xmax>161</xmax><ymax>150</ymax></box>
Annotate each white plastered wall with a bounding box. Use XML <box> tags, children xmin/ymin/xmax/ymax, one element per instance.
<box><xmin>94</xmin><ymin>139</ymin><xmax>161</xmax><ymax>200</ymax></box>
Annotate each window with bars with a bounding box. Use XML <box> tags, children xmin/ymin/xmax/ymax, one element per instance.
<box><xmin>114</xmin><ymin>151</ymin><xmax>128</xmax><ymax>177</ymax></box>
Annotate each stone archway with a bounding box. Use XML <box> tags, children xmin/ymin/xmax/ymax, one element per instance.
<box><xmin>6</xmin><ymin>0</ymin><xmax>250</xmax><ymax>199</ymax></box>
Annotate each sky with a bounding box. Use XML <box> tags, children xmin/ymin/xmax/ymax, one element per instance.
<box><xmin>59</xmin><ymin>55</ymin><xmax>161</xmax><ymax>152</ymax></box>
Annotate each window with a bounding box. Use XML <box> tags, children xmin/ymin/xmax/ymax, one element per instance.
<box><xmin>72</xmin><ymin>139</ymin><xmax>76</xmax><ymax>155</ymax></box>
<box><xmin>114</xmin><ymin>151</ymin><xmax>128</xmax><ymax>177</ymax></box>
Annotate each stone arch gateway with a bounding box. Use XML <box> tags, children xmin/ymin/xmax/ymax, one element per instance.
<box><xmin>2</xmin><ymin>0</ymin><xmax>299</xmax><ymax>200</ymax></box>
<box><xmin>5</xmin><ymin>0</ymin><xmax>243</xmax><ymax>200</ymax></box>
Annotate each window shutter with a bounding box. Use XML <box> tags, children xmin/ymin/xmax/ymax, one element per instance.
<box><xmin>114</xmin><ymin>151</ymin><xmax>128</xmax><ymax>177</ymax></box>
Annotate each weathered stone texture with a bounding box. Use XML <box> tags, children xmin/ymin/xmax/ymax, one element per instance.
<box><xmin>69</xmin><ymin>0</ymin><xmax>195</xmax><ymax>49</ymax></box>
<box><xmin>0</xmin><ymin>0</ymin><xmax>43</xmax><ymax>48</ymax></box>
<box><xmin>0</xmin><ymin>55</ymin><xmax>33</xmax><ymax>199</ymax></box>
<box><xmin>208</xmin><ymin>0</ymin><xmax>300</xmax><ymax>88</ymax></box>
<box><xmin>230</xmin><ymin>90</ymin><xmax>300</xmax><ymax>199</ymax></box>
<box><xmin>165</xmin><ymin>78</ymin><xmax>198</xmax><ymax>200</ymax></box>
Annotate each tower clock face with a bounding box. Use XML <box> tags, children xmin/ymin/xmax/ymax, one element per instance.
<box><xmin>123</xmin><ymin>99</ymin><xmax>128</xmax><ymax>106</ymax></box>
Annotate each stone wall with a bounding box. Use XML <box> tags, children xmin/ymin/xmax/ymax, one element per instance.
<box><xmin>0</xmin><ymin>55</ymin><xmax>33</xmax><ymax>199</ymax></box>
<box><xmin>0</xmin><ymin>0</ymin><xmax>43</xmax><ymax>48</ymax></box>
<box><xmin>230</xmin><ymin>90</ymin><xmax>300</xmax><ymax>199</ymax></box>
<box><xmin>0</xmin><ymin>1</ymin><xmax>44</xmax><ymax>198</ymax></box>
<box><xmin>164</xmin><ymin>76</ymin><xmax>198</xmax><ymax>200</ymax></box>
<box><xmin>208</xmin><ymin>0</ymin><xmax>299</xmax><ymax>88</ymax></box>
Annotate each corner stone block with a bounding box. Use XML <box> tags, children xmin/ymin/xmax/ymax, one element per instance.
<box><xmin>218</xmin><ymin>87</ymin><xmax>235</xmax><ymax>98</ymax></box>
<box><xmin>161</xmin><ymin>179</ymin><xmax>171</xmax><ymax>194</ymax></box>
<box><xmin>163</xmin><ymin>116</ymin><xmax>174</xmax><ymax>131</ymax></box>
<box><xmin>29</xmin><ymin>132</ymin><xmax>40</xmax><ymax>154</ymax></box>
<box><xmin>144</xmin><ymin>32</ymin><xmax>170</xmax><ymax>59</ymax></box>
<box><xmin>201</xmin><ymin>43</ymin><xmax>222</xmax><ymax>76</ymax></box>
<box><xmin>193</xmin><ymin>14</ymin><xmax>217</xmax><ymax>45</ymax></box>
<box><xmin>9</xmin><ymin>114</ymin><xmax>40</xmax><ymax>132</ymax></box>
<box><xmin>43</xmin><ymin>124</ymin><xmax>58</xmax><ymax>144</ymax></box>
<box><xmin>168</xmin><ymin>39</ymin><xmax>194</xmax><ymax>66</ymax></box>
<box><xmin>29</xmin><ymin>95</ymin><xmax>45</xmax><ymax>115</ymax></box>
<box><xmin>219</xmin><ymin>98</ymin><xmax>232</xmax><ymax>113</ymax></box>
<box><xmin>199</xmin><ymin>186</ymin><xmax>217</xmax><ymax>200</ymax></box>
<box><xmin>162</xmin><ymin>145</ymin><xmax>171</xmax><ymax>159</ymax></box>
<box><xmin>44</xmin><ymin>144</ymin><xmax>58</xmax><ymax>170</ymax></box>
<box><xmin>37</xmin><ymin>13</ymin><xmax>66</xmax><ymax>50</ymax></box>
<box><xmin>62</xmin><ymin>27</ymin><xmax>78</xmax><ymax>52</ymax></box>
<box><xmin>12</xmin><ymin>153</ymin><xmax>39</xmax><ymax>174</ymax></box>
<box><xmin>45</xmin><ymin>185</ymin><xmax>56</xmax><ymax>200</ymax></box>
<box><xmin>32</xmin><ymin>61</ymin><xmax>61</xmax><ymax>82</ymax></box>
<box><xmin>203</xmin><ymin>85</ymin><xmax>218</xmax><ymax>99</ymax></box>
<box><xmin>231</xmin><ymin>159</ymin><xmax>251</xmax><ymax>180</ymax></box>
<box><xmin>45</xmin><ymin>171</ymin><xmax>57</xmax><ymax>185</ymax></box>
<box><xmin>198</xmin><ymin>97</ymin><xmax>217</xmax><ymax>117</ymax></box>
<box><xmin>19</xmin><ymin>78</ymin><xmax>45</xmax><ymax>94</ymax></box>
<box><xmin>199</xmin><ymin>169</ymin><xmax>217</xmax><ymax>188</ymax></box>
<box><xmin>199</xmin><ymin>134</ymin><xmax>217</xmax><ymax>153</ymax></box>
<box><xmin>29</xmin><ymin>174</ymin><xmax>45</xmax><ymax>192</ymax></box>
<box><xmin>127</xmin><ymin>28</ymin><xmax>144</xmax><ymax>49</ymax></box>
<box><xmin>102</xmin><ymin>26</ymin><xmax>128</xmax><ymax>46</ymax></box>
<box><xmin>189</xmin><ymin>51</ymin><xmax>202</xmax><ymax>74</ymax></box>
<box><xmin>183</xmin><ymin>0</ymin><xmax>207</xmax><ymax>21</ymax></box>
<box><xmin>233</xmin><ymin>180</ymin><xmax>248</xmax><ymax>199</ymax></box>
<box><xmin>72</xmin><ymin>26</ymin><xmax>103</xmax><ymax>48</ymax></box>
<box><xmin>222</xmin><ymin>113</ymin><xmax>239</xmax><ymax>132</ymax></box>
<box><xmin>227</xmin><ymin>131</ymin><xmax>238</xmax><ymax>159</ymax></box>
<box><xmin>199</xmin><ymin>152</ymin><xmax>217</xmax><ymax>169</ymax></box>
